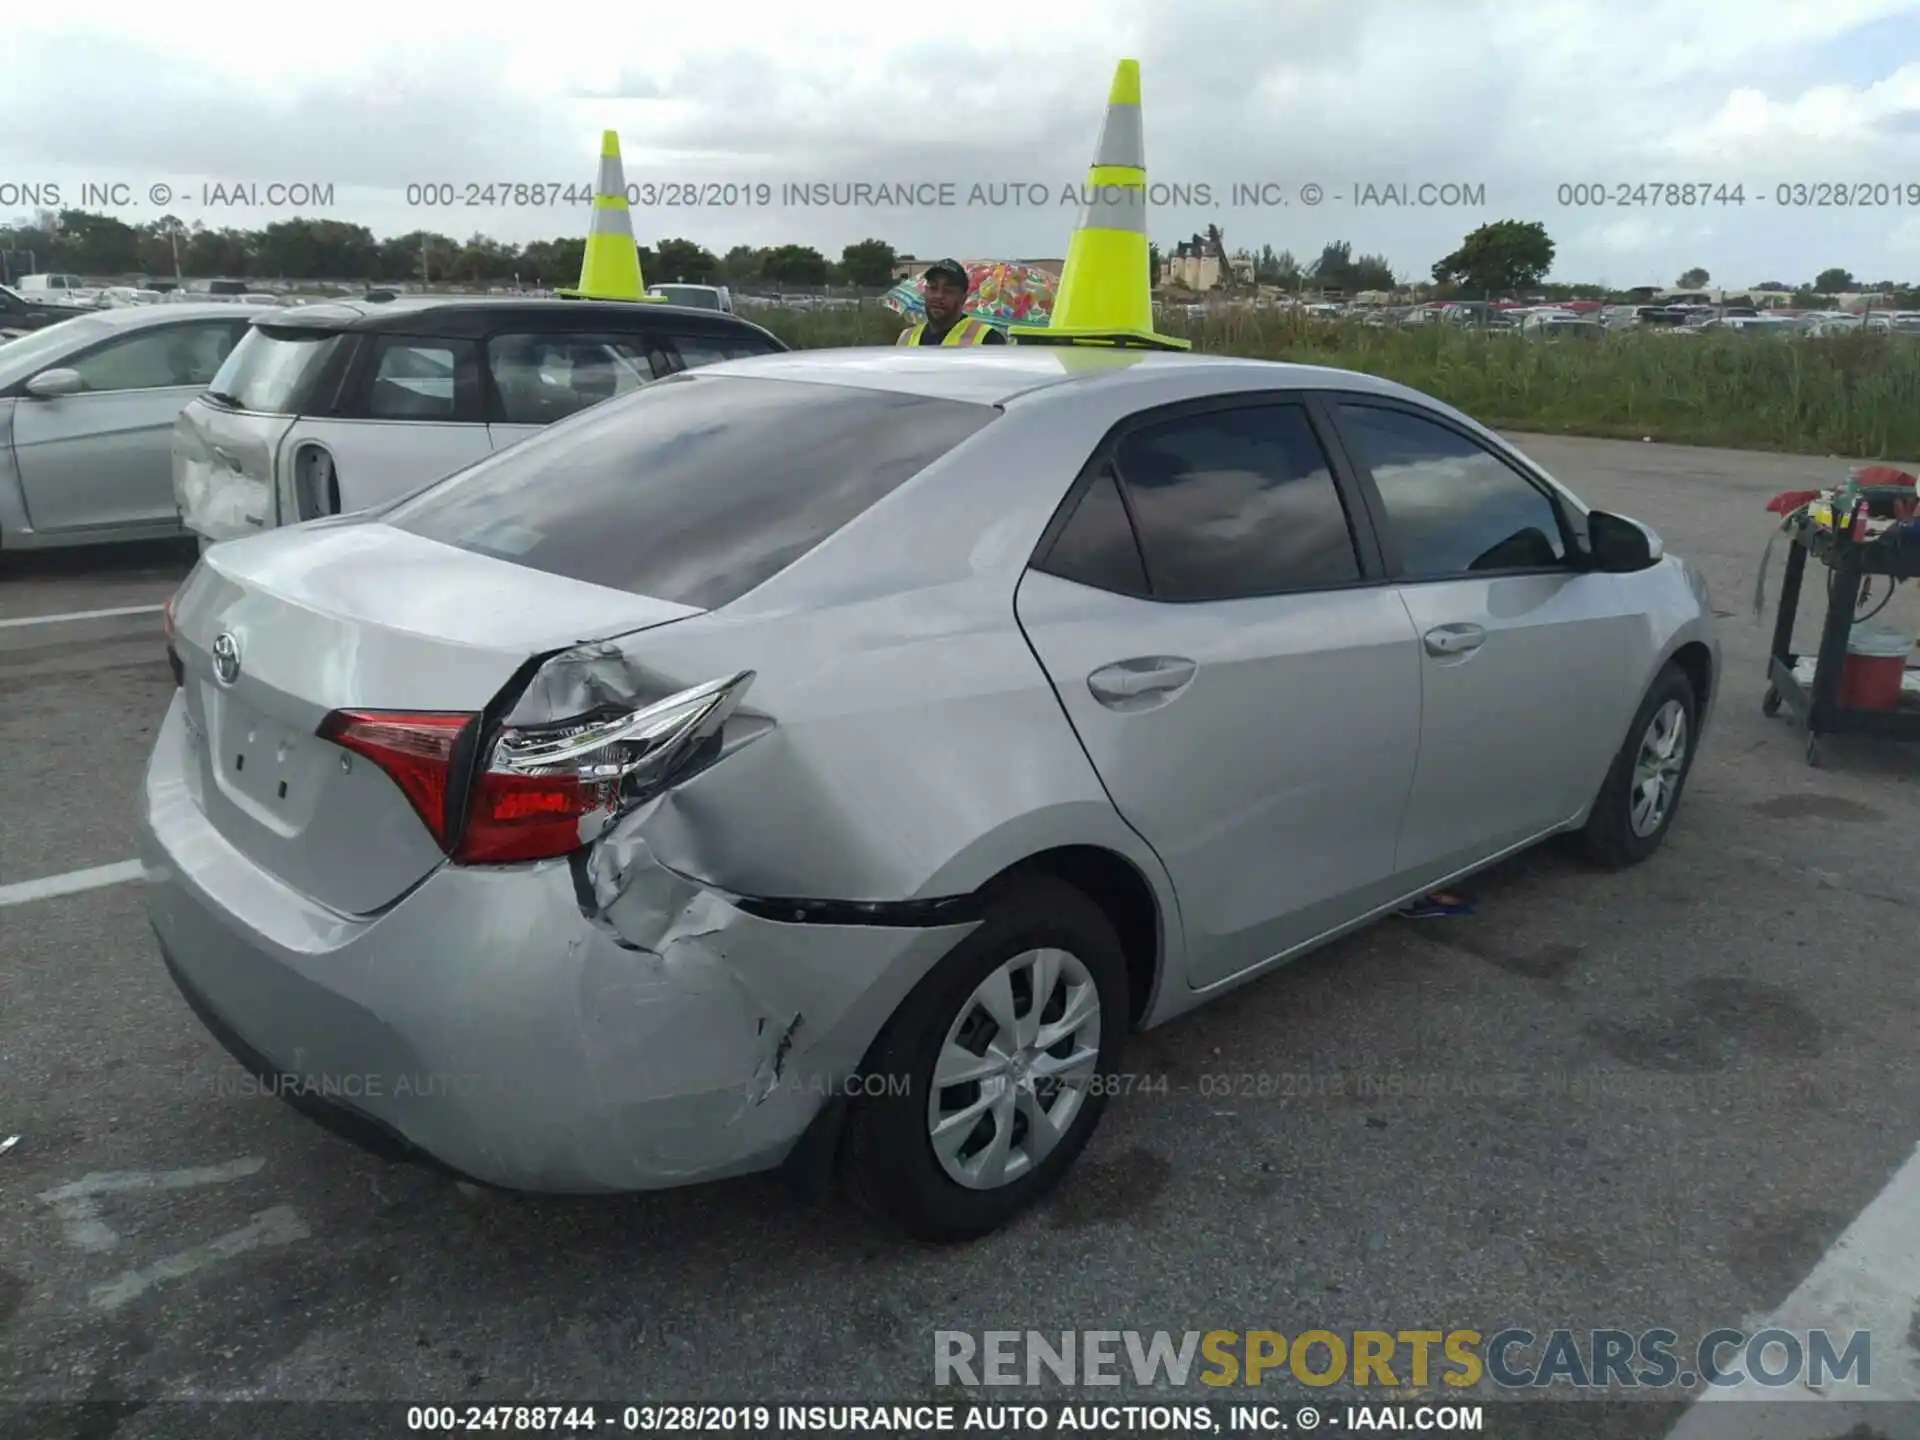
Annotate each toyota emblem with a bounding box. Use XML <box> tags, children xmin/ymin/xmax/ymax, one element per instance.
<box><xmin>211</xmin><ymin>632</ymin><xmax>242</xmax><ymax>686</ymax></box>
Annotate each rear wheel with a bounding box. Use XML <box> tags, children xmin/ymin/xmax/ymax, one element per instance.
<box><xmin>1575</xmin><ymin>663</ymin><xmax>1698</xmax><ymax>869</ymax></box>
<box><xmin>840</xmin><ymin>875</ymin><xmax>1128</xmax><ymax>1241</ymax></box>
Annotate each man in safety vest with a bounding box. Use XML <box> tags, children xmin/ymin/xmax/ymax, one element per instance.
<box><xmin>897</xmin><ymin>259</ymin><xmax>1007</xmax><ymax>346</ymax></box>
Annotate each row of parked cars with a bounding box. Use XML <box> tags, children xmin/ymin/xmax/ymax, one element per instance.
<box><xmin>1349</xmin><ymin>300</ymin><xmax>1920</xmax><ymax>338</ymax></box>
<box><xmin>3</xmin><ymin>284</ymin><xmax>1723</xmax><ymax>1241</ymax></box>
<box><xmin>0</xmin><ymin>293</ymin><xmax>787</xmax><ymax>552</ymax></box>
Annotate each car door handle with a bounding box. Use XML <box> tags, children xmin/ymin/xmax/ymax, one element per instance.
<box><xmin>1423</xmin><ymin>623</ymin><xmax>1487</xmax><ymax>657</ymax></box>
<box><xmin>1087</xmin><ymin>657</ymin><xmax>1197</xmax><ymax>704</ymax></box>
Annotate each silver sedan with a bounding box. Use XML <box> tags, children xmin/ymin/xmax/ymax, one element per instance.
<box><xmin>0</xmin><ymin>302</ymin><xmax>270</xmax><ymax>550</ymax></box>
<box><xmin>141</xmin><ymin>346</ymin><xmax>1720</xmax><ymax>1240</ymax></box>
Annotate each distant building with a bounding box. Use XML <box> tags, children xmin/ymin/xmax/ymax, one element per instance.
<box><xmin>1159</xmin><ymin>230</ymin><xmax>1253</xmax><ymax>291</ymax></box>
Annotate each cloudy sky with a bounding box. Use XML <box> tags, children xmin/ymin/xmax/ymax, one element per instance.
<box><xmin>3</xmin><ymin>0</ymin><xmax>1918</xmax><ymax>287</ymax></box>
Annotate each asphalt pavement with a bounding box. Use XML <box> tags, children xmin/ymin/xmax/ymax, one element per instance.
<box><xmin>2</xmin><ymin>438</ymin><xmax>1918</xmax><ymax>1440</ymax></box>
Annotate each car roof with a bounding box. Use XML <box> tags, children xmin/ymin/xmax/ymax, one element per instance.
<box><xmin>696</xmin><ymin>346</ymin><xmax>1432</xmax><ymax>408</ymax></box>
<box><xmin>255</xmin><ymin>295</ymin><xmax>772</xmax><ymax>340</ymax></box>
<box><xmin>33</xmin><ymin>301</ymin><xmax>275</xmax><ymax>330</ymax></box>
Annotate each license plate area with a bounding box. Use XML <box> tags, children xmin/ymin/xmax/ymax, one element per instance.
<box><xmin>207</xmin><ymin>691</ymin><xmax>332</xmax><ymax>828</ymax></box>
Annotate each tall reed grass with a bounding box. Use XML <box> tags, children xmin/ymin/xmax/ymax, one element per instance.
<box><xmin>750</xmin><ymin>307</ymin><xmax>1920</xmax><ymax>458</ymax></box>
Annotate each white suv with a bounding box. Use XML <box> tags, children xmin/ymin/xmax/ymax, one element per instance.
<box><xmin>173</xmin><ymin>295</ymin><xmax>786</xmax><ymax>544</ymax></box>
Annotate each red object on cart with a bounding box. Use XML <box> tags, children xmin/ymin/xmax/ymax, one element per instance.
<box><xmin>1839</xmin><ymin>630</ymin><xmax>1912</xmax><ymax>712</ymax></box>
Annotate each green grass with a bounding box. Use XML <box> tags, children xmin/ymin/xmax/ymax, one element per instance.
<box><xmin>752</xmin><ymin>308</ymin><xmax>1920</xmax><ymax>459</ymax></box>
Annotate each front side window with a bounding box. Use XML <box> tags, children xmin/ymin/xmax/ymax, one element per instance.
<box><xmin>1336</xmin><ymin>403</ymin><xmax>1567</xmax><ymax>578</ymax></box>
<box><xmin>68</xmin><ymin>321</ymin><xmax>242</xmax><ymax>393</ymax></box>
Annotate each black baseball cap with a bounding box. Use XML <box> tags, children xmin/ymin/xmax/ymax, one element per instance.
<box><xmin>923</xmin><ymin>258</ymin><xmax>969</xmax><ymax>286</ymax></box>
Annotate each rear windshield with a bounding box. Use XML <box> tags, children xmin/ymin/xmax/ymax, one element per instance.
<box><xmin>207</xmin><ymin>324</ymin><xmax>345</xmax><ymax>413</ymax></box>
<box><xmin>653</xmin><ymin>286</ymin><xmax>721</xmax><ymax>308</ymax></box>
<box><xmin>386</xmin><ymin>373</ymin><xmax>998</xmax><ymax>610</ymax></box>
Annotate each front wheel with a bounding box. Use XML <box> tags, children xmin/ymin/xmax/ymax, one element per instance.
<box><xmin>839</xmin><ymin>875</ymin><xmax>1129</xmax><ymax>1242</ymax></box>
<box><xmin>1574</xmin><ymin>664</ymin><xmax>1699</xmax><ymax>869</ymax></box>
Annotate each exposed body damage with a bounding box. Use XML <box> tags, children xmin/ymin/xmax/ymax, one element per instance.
<box><xmin>143</xmin><ymin>693</ymin><xmax>976</xmax><ymax>1193</ymax></box>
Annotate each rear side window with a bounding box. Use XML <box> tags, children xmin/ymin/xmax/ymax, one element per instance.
<box><xmin>1114</xmin><ymin>403</ymin><xmax>1362</xmax><ymax>600</ymax></box>
<box><xmin>487</xmin><ymin>332</ymin><xmax>663</xmax><ymax>425</ymax></box>
<box><xmin>208</xmin><ymin>325</ymin><xmax>346</xmax><ymax>413</ymax></box>
<box><xmin>387</xmin><ymin>374</ymin><xmax>998</xmax><ymax>609</ymax></box>
<box><xmin>668</xmin><ymin>331</ymin><xmax>780</xmax><ymax>369</ymax></box>
<box><xmin>1039</xmin><ymin>467</ymin><xmax>1150</xmax><ymax>596</ymax></box>
<box><xmin>363</xmin><ymin>338</ymin><xmax>472</xmax><ymax>420</ymax></box>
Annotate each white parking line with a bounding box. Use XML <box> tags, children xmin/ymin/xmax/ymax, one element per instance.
<box><xmin>0</xmin><ymin>603</ymin><xmax>164</xmax><ymax>629</ymax></box>
<box><xmin>0</xmin><ymin>859</ymin><xmax>147</xmax><ymax>907</ymax></box>
<box><xmin>1666</xmin><ymin>1140</ymin><xmax>1920</xmax><ymax>1436</ymax></box>
<box><xmin>90</xmin><ymin>1205</ymin><xmax>311</xmax><ymax>1313</ymax></box>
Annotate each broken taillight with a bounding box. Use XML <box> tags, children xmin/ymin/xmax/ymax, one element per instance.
<box><xmin>456</xmin><ymin>671</ymin><xmax>756</xmax><ymax>865</ymax></box>
<box><xmin>314</xmin><ymin>672</ymin><xmax>755</xmax><ymax>867</ymax></box>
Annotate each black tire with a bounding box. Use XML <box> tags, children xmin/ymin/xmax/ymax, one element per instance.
<box><xmin>839</xmin><ymin>874</ymin><xmax>1130</xmax><ymax>1242</ymax></box>
<box><xmin>1575</xmin><ymin>663</ymin><xmax>1699</xmax><ymax>869</ymax></box>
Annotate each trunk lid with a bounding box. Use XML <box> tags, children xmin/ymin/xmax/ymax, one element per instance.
<box><xmin>168</xmin><ymin>521</ymin><xmax>701</xmax><ymax>914</ymax></box>
<box><xmin>172</xmin><ymin>398</ymin><xmax>295</xmax><ymax>541</ymax></box>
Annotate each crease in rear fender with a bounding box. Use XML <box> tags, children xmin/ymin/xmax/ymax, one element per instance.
<box><xmin>496</xmin><ymin>634</ymin><xmax>979</xmax><ymax>1136</ymax></box>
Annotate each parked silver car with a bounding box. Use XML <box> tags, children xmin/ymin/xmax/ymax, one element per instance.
<box><xmin>0</xmin><ymin>304</ymin><xmax>268</xmax><ymax>549</ymax></box>
<box><xmin>142</xmin><ymin>347</ymin><xmax>1720</xmax><ymax>1240</ymax></box>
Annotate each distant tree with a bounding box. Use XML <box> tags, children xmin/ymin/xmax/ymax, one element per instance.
<box><xmin>839</xmin><ymin>238</ymin><xmax>897</xmax><ymax>288</ymax></box>
<box><xmin>50</xmin><ymin>209</ymin><xmax>143</xmax><ymax>274</ymax></box>
<box><xmin>518</xmin><ymin>237</ymin><xmax>586</xmax><ymax>288</ymax></box>
<box><xmin>1431</xmin><ymin>220</ymin><xmax>1555</xmax><ymax>298</ymax></box>
<box><xmin>1814</xmin><ymin>267</ymin><xmax>1854</xmax><ymax>294</ymax></box>
<box><xmin>722</xmin><ymin>244</ymin><xmax>763</xmax><ymax>283</ymax></box>
<box><xmin>759</xmin><ymin>244</ymin><xmax>830</xmax><ymax>285</ymax></box>
<box><xmin>1754</xmin><ymin>281</ymin><xmax>1790</xmax><ymax>292</ymax></box>
<box><xmin>1310</xmin><ymin>239</ymin><xmax>1355</xmax><ymax>290</ymax></box>
<box><xmin>652</xmin><ymin>237</ymin><xmax>720</xmax><ymax>283</ymax></box>
<box><xmin>1270</xmin><ymin>249</ymin><xmax>1303</xmax><ymax>291</ymax></box>
<box><xmin>1677</xmin><ymin>267</ymin><xmax>1710</xmax><ymax>289</ymax></box>
<box><xmin>1148</xmin><ymin>242</ymin><xmax>1162</xmax><ymax>278</ymax></box>
<box><xmin>1351</xmin><ymin>251</ymin><xmax>1397</xmax><ymax>292</ymax></box>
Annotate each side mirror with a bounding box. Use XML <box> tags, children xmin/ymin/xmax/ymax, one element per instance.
<box><xmin>1588</xmin><ymin>510</ymin><xmax>1663</xmax><ymax>571</ymax></box>
<box><xmin>25</xmin><ymin>368</ymin><xmax>83</xmax><ymax>398</ymax></box>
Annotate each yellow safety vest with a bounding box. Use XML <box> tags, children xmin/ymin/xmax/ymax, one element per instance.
<box><xmin>897</xmin><ymin>317</ymin><xmax>994</xmax><ymax>346</ymax></box>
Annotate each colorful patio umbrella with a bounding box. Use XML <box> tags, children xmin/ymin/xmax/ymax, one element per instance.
<box><xmin>883</xmin><ymin>260</ymin><xmax>1057</xmax><ymax>328</ymax></box>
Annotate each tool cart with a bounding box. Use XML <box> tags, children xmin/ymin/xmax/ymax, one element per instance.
<box><xmin>1761</xmin><ymin>487</ymin><xmax>1920</xmax><ymax>766</ymax></box>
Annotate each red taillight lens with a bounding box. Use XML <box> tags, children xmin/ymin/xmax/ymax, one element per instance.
<box><xmin>317</xmin><ymin>710</ymin><xmax>473</xmax><ymax>849</ymax></box>
<box><xmin>454</xmin><ymin>771</ymin><xmax>602</xmax><ymax>864</ymax></box>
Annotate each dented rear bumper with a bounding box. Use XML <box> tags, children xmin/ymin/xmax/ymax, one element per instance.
<box><xmin>139</xmin><ymin>695</ymin><xmax>976</xmax><ymax>1193</ymax></box>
